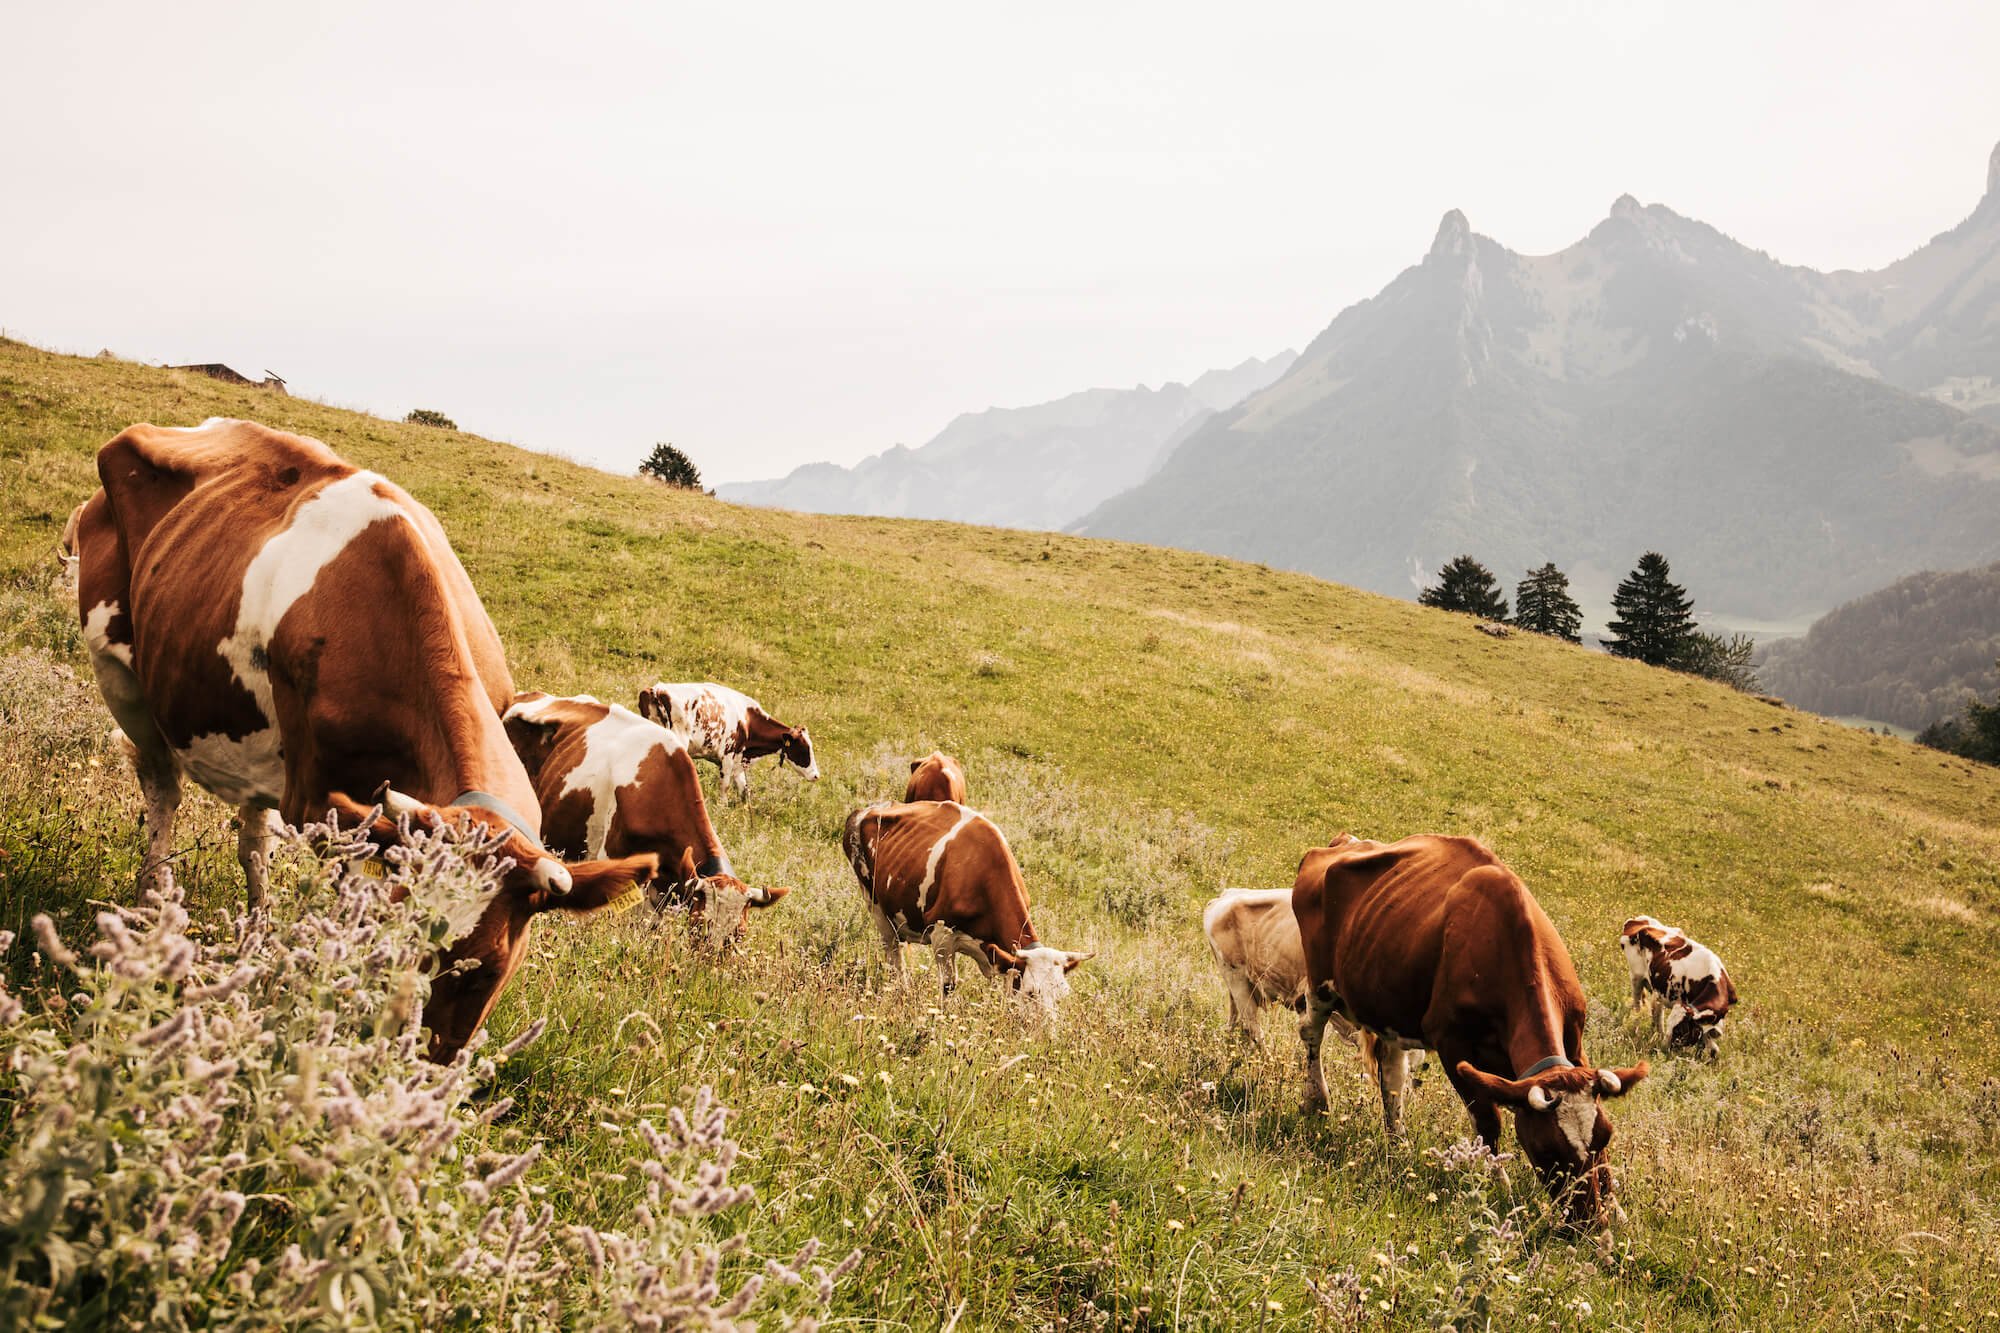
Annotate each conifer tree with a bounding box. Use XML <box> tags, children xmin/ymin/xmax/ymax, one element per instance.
<box><xmin>1514</xmin><ymin>562</ymin><xmax>1583</xmax><ymax>642</ymax></box>
<box><xmin>639</xmin><ymin>443</ymin><xmax>703</xmax><ymax>490</ymax></box>
<box><xmin>1602</xmin><ymin>552</ymin><xmax>1695</xmax><ymax>666</ymax></box>
<box><xmin>1418</xmin><ymin>555</ymin><xmax>1509</xmax><ymax>619</ymax></box>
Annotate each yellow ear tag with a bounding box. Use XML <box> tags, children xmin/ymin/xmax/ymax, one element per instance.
<box><xmin>357</xmin><ymin>857</ymin><xmax>389</xmax><ymax>880</ymax></box>
<box><xmin>604</xmin><ymin>885</ymin><xmax>644</xmax><ymax>915</ymax></box>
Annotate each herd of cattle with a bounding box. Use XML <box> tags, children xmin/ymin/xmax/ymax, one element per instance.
<box><xmin>63</xmin><ymin>418</ymin><xmax>1738</xmax><ymax>1228</ymax></box>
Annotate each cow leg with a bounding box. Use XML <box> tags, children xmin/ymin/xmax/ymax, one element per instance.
<box><xmin>113</xmin><ymin>725</ymin><xmax>183</xmax><ymax>896</ymax></box>
<box><xmin>1376</xmin><ymin>1046</ymin><xmax>1417</xmax><ymax>1140</ymax></box>
<box><xmin>725</xmin><ymin>756</ymin><xmax>750</xmax><ymax>802</ymax></box>
<box><xmin>1299</xmin><ymin>983</ymin><xmax>1340</xmax><ymax>1114</ymax></box>
<box><xmin>1225</xmin><ymin>974</ymin><xmax>1263</xmax><ymax>1045</ymax></box>
<box><xmin>931</xmin><ymin>926</ymin><xmax>959</xmax><ymax>997</ymax></box>
<box><xmin>1629</xmin><ymin>977</ymin><xmax>1648</xmax><ymax>1010</ymax></box>
<box><xmin>869</xmin><ymin>904</ymin><xmax>904</xmax><ymax>985</ymax></box>
<box><xmin>237</xmin><ymin>804</ymin><xmax>282</xmax><ymax>911</ymax></box>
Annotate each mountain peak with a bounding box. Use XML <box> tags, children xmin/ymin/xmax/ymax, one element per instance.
<box><xmin>1429</xmin><ymin>208</ymin><xmax>1471</xmax><ymax>259</ymax></box>
<box><xmin>1610</xmin><ymin>193</ymin><xmax>1643</xmax><ymax>220</ymax></box>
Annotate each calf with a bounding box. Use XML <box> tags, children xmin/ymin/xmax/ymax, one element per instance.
<box><xmin>904</xmin><ymin>750</ymin><xmax>968</xmax><ymax>803</ymax></box>
<box><xmin>1620</xmin><ymin>915</ymin><xmax>1737</xmax><ymax>1056</ymax></box>
<box><xmin>842</xmin><ymin>799</ymin><xmax>1091</xmax><ymax>1016</ymax></box>
<box><xmin>1295</xmin><ymin>833</ymin><xmax>1647</xmax><ymax>1227</ymax></box>
<box><xmin>638</xmin><ymin>682</ymin><xmax>818</xmax><ymax>800</ymax></box>
<box><xmin>70</xmin><ymin>418</ymin><xmax>654</xmax><ymax>1059</ymax></box>
<box><xmin>503</xmin><ymin>691</ymin><xmax>790</xmax><ymax>947</ymax></box>
<box><xmin>1203</xmin><ymin>887</ymin><xmax>1353</xmax><ymax>1048</ymax></box>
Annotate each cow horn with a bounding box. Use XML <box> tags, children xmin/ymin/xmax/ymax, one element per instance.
<box><xmin>532</xmin><ymin>858</ymin><xmax>573</xmax><ymax>895</ymax></box>
<box><xmin>380</xmin><ymin>786</ymin><xmax>426</xmax><ymax>818</ymax></box>
<box><xmin>1596</xmin><ymin>1070</ymin><xmax>1623</xmax><ymax>1095</ymax></box>
<box><xmin>1526</xmin><ymin>1085</ymin><xmax>1555</xmax><ymax>1111</ymax></box>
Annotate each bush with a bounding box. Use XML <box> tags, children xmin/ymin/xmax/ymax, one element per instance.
<box><xmin>0</xmin><ymin>817</ymin><xmax>857</xmax><ymax>1330</ymax></box>
<box><xmin>405</xmin><ymin>409</ymin><xmax>457</xmax><ymax>430</ymax></box>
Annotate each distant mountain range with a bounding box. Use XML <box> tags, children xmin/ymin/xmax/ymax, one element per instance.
<box><xmin>1758</xmin><ymin>562</ymin><xmax>2000</xmax><ymax>730</ymax></box>
<box><xmin>718</xmin><ymin>353</ymin><xmax>1296</xmax><ymax>530</ymax></box>
<box><xmin>1079</xmin><ymin>142</ymin><xmax>2000</xmax><ymax>623</ymax></box>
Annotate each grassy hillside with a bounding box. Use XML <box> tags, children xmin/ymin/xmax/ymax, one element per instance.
<box><xmin>3</xmin><ymin>338</ymin><xmax>1999</xmax><ymax>1329</ymax></box>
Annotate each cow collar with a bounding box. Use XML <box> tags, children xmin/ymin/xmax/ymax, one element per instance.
<box><xmin>1519</xmin><ymin>1054</ymin><xmax>1576</xmax><ymax>1079</ymax></box>
<box><xmin>451</xmin><ymin>790</ymin><xmax>549</xmax><ymax>855</ymax></box>
<box><xmin>695</xmin><ymin>852</ymin><xmax>732</xmax><ymax>880</ymax></box>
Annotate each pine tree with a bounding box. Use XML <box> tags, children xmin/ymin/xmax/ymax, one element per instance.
<box><xmin>1418</xmin><ymin>555</ymin><xmax>1509</xmax><ymax>620</ymax></box>
<box><xmin>1513</xmin><ymin>562</ymin><xmax>1583</xmax><ymax>642</ymax></box>
<box><xmin>639</xmin><ymin>443</ymin><xmax>703</xmax><ymax>490</ymax></box>
<box><xmin>1602</xmin><ymin>552</ymin><xmax>1695</xmax><ymax>666</ymax></box>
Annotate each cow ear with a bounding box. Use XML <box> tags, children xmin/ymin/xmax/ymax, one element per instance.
<box><xmin>910</xmin><ymin>759</ymin><xmax>922</xmax><ymax>772</ymax></box>
<box><xmin>542</xmin><ymin>853</ymin><xmax>658</xmax><ymax>915</ymax></box>
<box><xmin>324</xmin><ymin>790</ymin><xmax>416</xmax><ymax>850</ymax></box>
<box><xmin>1596</xmin><ymin>1063</ymin><xmax>1649</xmax><ymax>1098</ymax></box>
<box><xmin>981</xmin><ymin>941</ymin><xmax>1024</xmax><ymax>973</ymax></box>
<box><xmin>745</xmin><ymin>885</ymin><xmax>791</xmax><ymax>908</ymax></box>
<box><xmin>1061</xmin><ymin>950</ymin><xmax>1095</xmax><ymax>973</ymax></box>
<box><xmin>636</xmin><ymin>688</ymin><xmax>661</xmax><ymax>723</ymax></box>
<box><xmin>1454</xmin><ymin>1061</ymin><xmax>1546</xmax><ymax>1110</ymax></box>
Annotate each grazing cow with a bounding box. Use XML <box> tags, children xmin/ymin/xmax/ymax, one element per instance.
<box><xmin>503</xmin><ymin>691</ymin><xmax>790</xmax><ymax>947</ymax></box>
<box><xmin>71</xmin><ymin>418</ymin><xmax>655</xmax><ymax>1058</ymax></box>
<box><xmin>1203</xmin><ymin>886</ymin><xmax>1356</xmax><ymax>1048</ymax></box>
<box><xmin>637</xmin><ymin>682</ymin><xmax>818</xmax><ymax>799</ymax></box>
<box><xmin>1294</xmin><ymin>833</ymin><xmax>1647</xmax><ymax>1226</ymax></box>
<box><xmin>842</xmin><ymin>800</ymin><xmax>1091</xmax><ymax>1015</ymax></box>
<box><xmin>1620</xmin><ymin>915</ymin><xmax>1737</xmax><ymax>1056</ymax></box>
<box><xmin>904</xmin><ymin>750</ymin><xmax>967</xmax><ymax>803</ymax></box>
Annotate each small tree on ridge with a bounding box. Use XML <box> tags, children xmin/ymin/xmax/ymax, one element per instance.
<box><xmin>1419</xmin><ymin>555</ymin><xmax>1510</xmax><ymax>620</ymax></box>
<box><xmin>1603</xmin><ymin>552</ymin><xmax>1694</xmax><ymax>666</ymax></box>
<box><xmin>1514</xmin><ymin>562</ymin><xmax>1583</xmax><ymax>642</ymax></box>
<box><xmin>640</xmin><ymin>443</ymin><xmax>703</xmax><ymax>490</ymax></box>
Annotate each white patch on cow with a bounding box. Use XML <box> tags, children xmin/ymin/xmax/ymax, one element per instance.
<box><xmin>532</xmin><ymin>858</ymin><xmax>572</xmax><ymax>895</ymax></box>
<box><xmin>705</xmin><ymin>882</ymin><xmax>749</xmax><ymax>948</ymax></box>
<box><xmin>163</xmin><ymin>417</ymin><xmax>237</xmax><ymax>432</ymax></box>
<box><xmin>184</xmin><ymin>471</ymin><xmax>407</xmax><ymax>806</ymax></box>
<box><xmin>1552</xmin><ymin>1091</ymin><xmax>1596</xmax><ymax>1161</ymax></box>
<box><xmin>506</xmin><ymin>695</ymin><xmax>683</xmax><ymax>858</ymax></box>
<box><xmin>437</xmin><ymin>880</ymin><xmax>504</xmax><ymax>946</ymax></box>
<box><xmin>917</xmin><ymin>804</ymin><xmax>980</xmax><ymax>910</ymax></box>
<box><xmin>1014</xmin><ymin>945</ymin><xmax>1074</xmax><ymax>1017</ymax></box>
<box><xmin>83</xmin><ymin>600</ymin><xmax>132</xmax><ymax>666</ymax></box>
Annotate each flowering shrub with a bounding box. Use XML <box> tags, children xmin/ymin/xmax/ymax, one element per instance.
<box><xmin>0</xmin><ymin>817</ymin><xmax>856</xmax><ymax>1330</ymax></box>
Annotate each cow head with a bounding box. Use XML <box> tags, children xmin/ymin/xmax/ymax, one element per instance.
<box><xmin>327</xmin><ymin>790</ymin><xmax>657</xmax><ymax>1060</ymax></box>
<box><xmin>981</xmin><ymin>942</ymin><xmax>1093</xmax><ymax>1019</ymax></box>
<box><xmin>663</xmin><ymin>846</ymin><xmax>790</xmax><ymax>948</ymax></box>
<box><xmin>1666</xmin><ymin>1004</ymin><xmax>1725</xmax><ymax>1056</ymax></box>
<box><xmin>779</xmin><ymin>727</ymin><xmax>819</xmax><ymax>780</ymax></box>
<box><xmin>1455</xmin><ymin>1060</ymin><xmax>1649</xmax><ymax>1227</ymax></box>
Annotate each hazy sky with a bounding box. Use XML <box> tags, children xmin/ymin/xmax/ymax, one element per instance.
<box><xmin>5</xmin><ymin>2</ymin><xmax>1997</xmax><ymax>484</ymax></box>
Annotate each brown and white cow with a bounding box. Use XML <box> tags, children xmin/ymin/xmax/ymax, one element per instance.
<box><xmin>842</xmin><ymin>799</ymin><xmax>1091</xmax><ymax>1016</ymax></box>
<box><xmin>904</xmin><ymin>750</ymin><xmax>967</xmax><ymax>804</ymax></box>
<box><xmin>1203</xmin><ymin>886</ymin><xmax>1357</xmax><ymax>1048</ymax></box>
<box><xmin>637</xmin><ymin>682</ymin><xmax>818</xmax><ymax>800</ymax></box>
<box><xmin>1620</xmin><ymin>915</ymin><xmax>1737</xmax><ymax>1057</ymax></box>
<box><xmin>1294</xmin><ymin>833</ymin><xmax>1647</xmax><ymax>1227</ymax></box>
<box><xmin>71</xmin><ymin>418</ymin><xmax>656</xmax><ymax>1058</ymax></box>
<box><xmin>503</xmin><ymin>690</ymin><xmax>789</xmax><ymax>946</ymax></box>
